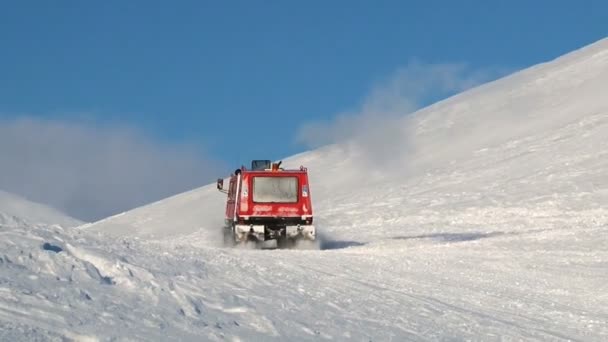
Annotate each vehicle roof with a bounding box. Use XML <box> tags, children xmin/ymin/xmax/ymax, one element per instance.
<box><xmin>240</xmin><ymin>169</ymin><xmax>308</xmax><ymax>175</ymax></box>
<box><xmin>242</xmin><ymin>170</ymin><xmax>308</xmax><ymax>176</ymax></box>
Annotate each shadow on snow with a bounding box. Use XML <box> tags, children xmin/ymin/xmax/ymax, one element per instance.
<box><xmin>392</xmin><ymin>231</ymin><xmax>505</xmax><ymax>243</ymax></box>
<box><xmin>319</xmin><ymin>240</ymin><xmax>366</xmax><ymax>250</ymax></box>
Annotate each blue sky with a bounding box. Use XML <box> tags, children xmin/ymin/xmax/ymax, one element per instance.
<box><xmin>2</xmin><ymin>1</ymin><xmax>606</xmax><ymax>161</ymax></box>
<box><xmin>0</xmin><ymin>1</ymin><xmax>606</xmax><ymax>220</ymax></box>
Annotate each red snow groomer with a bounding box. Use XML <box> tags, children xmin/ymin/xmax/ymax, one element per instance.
<box><xmin>217</xmin><ymin>160</ymin><xmax>315</xmax><ymax>247</ymax></box>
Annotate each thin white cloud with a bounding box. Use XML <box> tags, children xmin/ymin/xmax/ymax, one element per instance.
<box><xmin>296</xmin><ymin>61</ymin><xmax>511</xmax><ymax>166</ymax></box>
<box><xmin>0</xmin><ymin>116</ymin><xmax>225</xmax><ymax>222</ymax></box>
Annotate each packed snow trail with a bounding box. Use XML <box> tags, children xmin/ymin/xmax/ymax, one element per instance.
<box><xmin>2</xmin><ymin>38</ymin><xmax>608</xmax><ymax>340</ymax></box>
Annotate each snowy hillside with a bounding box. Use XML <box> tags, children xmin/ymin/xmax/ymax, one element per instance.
<box><xmin>2</xmin><ymin>38</ymin><xmax>608</xmax><ymax>341</ymax></box>
<box><xmin>0</xmin><ymin>190</ymin><xmax>82</xmax><ymax>228</ymax></box>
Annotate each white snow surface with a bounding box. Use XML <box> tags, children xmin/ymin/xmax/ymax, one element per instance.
<box><xmin>0</xmin><ymin>190</ymin><xmax>82</xmax><ymax>228</ymax></box>
<box><xmin>2</xmin><ymin>38</ymin><xmax>608</xmax><ymax>341</ymax></box>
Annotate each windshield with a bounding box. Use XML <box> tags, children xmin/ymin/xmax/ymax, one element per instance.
<box><xmin>253</xmin><ymin>176</ymin><xmax>298</xmax><ymax>203</ymax></box>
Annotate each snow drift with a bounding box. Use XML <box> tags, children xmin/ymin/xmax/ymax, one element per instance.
<box><xmin>0</xmin><ymin>190</ymin><xmax>82</xmax><ymax>228</ymax></box>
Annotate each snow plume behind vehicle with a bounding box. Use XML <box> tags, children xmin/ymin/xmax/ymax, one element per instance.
<box><xmin>295</xmin><ymin>61</ymin><xmax>511</xmax><ymax>172</ymax></box>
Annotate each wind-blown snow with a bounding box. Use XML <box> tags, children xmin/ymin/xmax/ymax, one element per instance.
<box><xmin>2</xmin><ymin>38</ymin><xmax>608</xmax><ymax>341</ymax></box>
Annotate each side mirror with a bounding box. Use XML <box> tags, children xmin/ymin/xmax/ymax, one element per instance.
<box><xmin>216</xmin><ymin>178</ymin><xmax>224</xmax><ymax>190</ymax></box>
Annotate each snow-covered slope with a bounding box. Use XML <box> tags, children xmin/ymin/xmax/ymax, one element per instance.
<box><xmin>0</xmin><ymin>190</ymin><xmax>82</xmax><ymax>228</ymax></box>
<box><xmin>2</xmin><ymin>38</ymin><xmax>608</xmax><ymax>341</ymax></box>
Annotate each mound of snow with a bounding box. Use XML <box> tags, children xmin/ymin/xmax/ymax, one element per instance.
<box><xmin>0</xmin><ymin>190</ymin><xmax>82</xmax><ymax>228</ymax></box>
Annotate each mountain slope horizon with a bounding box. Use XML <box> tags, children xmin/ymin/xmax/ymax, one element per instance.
<box><xmin>0</xmin><ymin>189</ymin><xmax>83</xmax><ymax>227</ymax></box>
<box><xmin>87</xmin><ymin>37</ymin><xmax>608</xmax><ymax>240</ymax></box>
